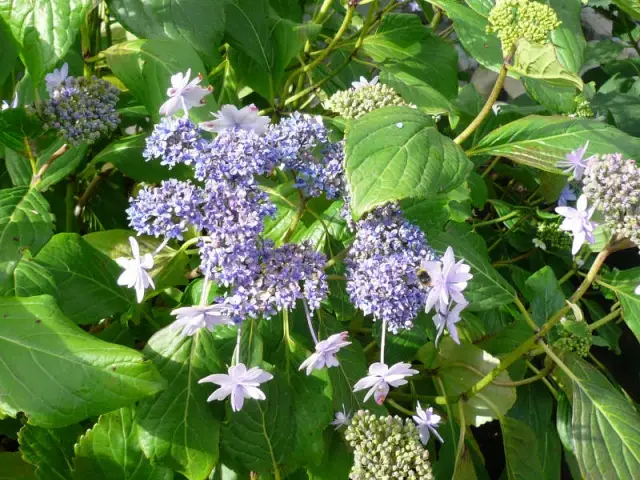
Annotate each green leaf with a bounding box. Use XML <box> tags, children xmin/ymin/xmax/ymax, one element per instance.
<box><xmin>0</xmin><ymin>452</ymin><xmax>37</xmax><ymax>480</ymax></box>
<box><xmin>224</xmin><ymin>0</ymin><xmax>272</xmax><ymax>72</ymax></box>
<box><xmin>508</xmin><ymin>383</ymin><xmax>562</xmax><ymax>479</ymax></box>
<box><xmin>0</xmin><ymin>295</ymin><xmax>166</xmax><ymax>427</ymax></box>
<box><xmin>0</xmin><ymin>187</ymin><xmax>53</xmax><ymax>286</ymax></box>
<box><xmin>435</xmin><ymin>337</ymin><xmax>517</xmax><ymax>427</ymax></box>
<box><xmin>83</xmin><ymin>229</ymin><xmax>189</xmax><ymax>292</ymax></box>
<box><xmin>0</xmin><ymin>108</ymin><xmax>42</xmax><ymax>155</ymax></box>
<box><xmin>564</xmin><ymin>354</ymin><xmax>640</xmax><ymax>479</ymax></box>
<box><xmin>91</xmin><ymin>134</ymin><xmax>190</xmax><ymax>183</ymax></box>
<box><xmin>547</xmin><ymin>0</ymin><xmax>586</xmax><ymax>73</ymax></box>
<box><xmin>221</xmin><ymin>372</ymin><xmax>294</xmax><ymax>475</ymax></box>
<box><xmin>599</xmin><ymin>268</ymin><xmax>640</xmax><ymax>344</ymax></box>
<box><xmin>74</xmin><ymin>408</ymin><xmax>173</xmax><ymax>480</ymax></box>
<box><xmin>307</xmin><ymin>431</ymin><xmax>353</xmax><ymax>480</ymax></box>
<box><xmin>12</xmin><ymin>234</ymin><xmax>134</xmax><ymax>324</ymax></box>
<box><xmin>469</xmin><ymin>116</ymin><xmax>640</xmax><ymax>174</ymax></box>
<box><xmin>0</xmin><ymin>21</ymin><xmax>18</xmax><ymax>86</ymax></box>
<box><xmin>612</xmin><ymin>0</ymin><xmax>640</xmax><ymax>20</ymax></box>
<box><xmin>0</xmin><ymin>0</ymin><xmax>92</xmax><ymax>85</ymax></box>
<box><xmin>511</xmin><ymin>39</ymin><xmax>583</xmax><ymax>90</ymax></box>
<box><xmin>345</xmin><ymin>106</ymin><xmax>472</xmax><ymax>220</ymax></box>
<box><xmin>104</xmin><ymin>39</ymin><xmax>217</xmax><ymax>122</ymax></box>
<box><xmin>19</xmin><ymin>423</ymin><xmax>84</xmax><ymax>480</ymax></box>
<box><xmin>136</xmin><ymin>327</ymin><xmax>223</xmax><ymax>480</ymax></box>
<box><xmin>108</xmin><ymin>0</ymin><xmax>225</xmax><ymax>65</ymax></box>
<box><xmin>591</xmin><ymin>93</ymin><xmax>640</xmax><ymax>137</ymax></box>
<box><xmin>523</xmin><ymin>266</ymin><xmax>565</xmax><ymax>327</ymax></box>
<box><xmin>363</xmin><ymin>13</ymin><xmax>425</xmax><ymax>62</ymax></box>
<box><xmin>500</xmin><ymin>417</ymin><xmax>545</xmax><ymax>480</ymax></box>
<box><xmin>430</xmin><ymin>0</ymin><xmax>504</xmax><ymax>71</ymax></box>
<box><xmin>430</xmin><ymin>224</ymin><xmax>517</xmax><ymax>311</ymax></box>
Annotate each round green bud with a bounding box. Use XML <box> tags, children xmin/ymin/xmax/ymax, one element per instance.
<box><xmin>325</xmin><ymin>83</ymin><xmax>409</xmax><ymax>119</ymax></box>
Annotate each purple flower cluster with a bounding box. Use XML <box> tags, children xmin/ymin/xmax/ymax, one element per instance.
<box><xmin>143</xmin><ymin>117</ymin><xmax>208</xmax><ymax>169</ymax></box>
<box><xmin>43</xmin><ymin>76</ymin><xmax>120</xmax><ymax>145</ymax></box>
<box><xmin>224</xmin><ymin>241</ymin><xmax>328</xmax><ymax>321</ymax></box>
<box><xmin>346</xmin><ymin>204</ymin><xmax>436</xmax><ymax>333</ymax></box>
<box><xmin>126</xmin><ymin>179</ymin><xmax>205</xmax><ymax>239</ymax></box>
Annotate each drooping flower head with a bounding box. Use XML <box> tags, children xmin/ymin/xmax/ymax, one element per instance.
<box><xmin>200</xmin><ymin>104</ymin><xmax>270</xmax><ymax>134</ymax></box>
<box><xmin>43</xmin><ymin>73</ymin><xmax>120</xmax><ymax>145</ymax></box>
<box><xmin>555</xmin><ymin>194</ymin><xmax>597</xmax><ymax>255</ymax></box>
<box><xmin>346</xmin><ymin>204</ymin><xmax>436</xmax><ymax>333</ymax></box>
<box><xmin>199</xmin><ymin>363</ymin><xmax>273</xmax><ymax>412</ymax></box>
<box><xmin>160</xmin><ymin>68</ymin><xmax>211</xmax><ymax>116</ymax></box>
<box><xmin>487</xmin><ymin>0</ymin><xmax>562</xmax><ymax>55</ymax></box>
<box><xmin>115</xmin><ymin>237</ymin><xmax>154</xmax><ymax>303</ymax></box>
<box><xmin>345</xmin><ymin>410</ymin><xmax>434</xmax><ymax>480</ymax></box>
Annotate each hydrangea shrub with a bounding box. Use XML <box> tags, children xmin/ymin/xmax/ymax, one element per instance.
<box><xmin>1</xmin><ymin>0</ymin><xmax>640</xmax><ymax>479</ymax></box>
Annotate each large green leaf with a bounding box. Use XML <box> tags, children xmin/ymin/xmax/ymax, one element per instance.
<box><xmin>74</xmin><ymin>408</ymin><xmax>173</xmax><ymax>480</ymax></box>
<box><xmin>0</xmin><ymin>295</ymin><xmax>166</xmax><ymax>427</ymax></box>
<box><xmin>12</xmin><ymin>234</ymin><xmax>134</xmax><ymax>324</ymax></box>
<box><xmin>19</xmin><ymin>423</ymin><xmax>84</xmax><ymax>480</ymax></box>
<box><xmin>0</xmin><ymin>108</ymin><xmax>42</xmax><ymax>155</ymax></box>
<box><xmin>591</xmin><ymin>93</ymin><xmax>640</xmax><ymax>137</ymax></box>
<box><xmin>108</xmin><ymin>0</ymin><xmax>225</xmax><ymax>65</ymax></box>
<box><xmin>508</xmin><ymin>383</ymin><xmax>562</xmax><ymax>479</ymax></box>
<box><xmin>221</xmin><ymin>373</ymin><xmax>294</xmax><ymax>475</ymax></box>
<box><xmin>500</xmin><ymin>417</ymin><xmax>545</xmax><ymax>480</ymax></box>
<box><xmin>136</xmin><ymin>327</ymin><xmax>223</xmax><ymax>480</ymax></box>
<box><xmin>511</xmin><ymin>40</ymin><xmax>583</xmax><ymax>90</ymax></box>
<box><xmin>0</xmin><ymin>0</ymin><xmax>91</xmax><ymax>85</ymax></box>
<box><xmin>599</xmin><ymin>268</ymin><xmax>640</xmax><ymax>344</ymax></box>
<box><xmin>104</xmin><ymin>39</ymin><xmax>217</xmax><ymax>122</ymax></box>
<box><xmin>345</xmin><ymin>106</ymin><xmax>472</xmax><ymax>220</ymax></box>
<box><xmin>565</xmin><ymin>354</ymin><xmax>640</xmax><ymax>479</ymax></box>
<box><xmin>91</xmin><ymin>134</ymin><xmax>191</xmax><ymax>183</ymax></box>
<box><xmin>430</xmin><ymin>224</ymin><xmax>517</xmax><ymax>311</ymax></box>
<box><xmin>468</xmin><ymin>116</ymin><xmax>640</xmax><ymax>174</ymax></box>
<box><xmin>546</xmin><ymin>0</ymin><xmax>586</xmax><ymax>73</ymax></box>
<box><xmin>435</xmin><ymin>338</ymin><xmax>517</xmax><ymax>427</ymax></box>
<box><xmin>0</xmin><ymin>187</ymin><xmax>53</xmax><ymax>286</ymax></box>
<box><xmin>524</xmin><ymin>266</ymin><xmax>565</xmax><ymax>327</ymax></box>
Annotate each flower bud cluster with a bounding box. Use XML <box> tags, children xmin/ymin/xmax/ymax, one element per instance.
<box><xmin>346</xmin><ymin>204</ymin><xmax>437</xmax><ymax>333</ymax></box>
<box><xmin>325</xmin><ymin>83</ymin><xmax>408</xmax><ymax>119</ymax></box>
<box><xmin>573</xmin><ymin>95</ymin><xmax>595</xmax><ymax>119</ymax></box>
<box><xmin>536</xmin><ymin>221</ymin><xmax>572</xmax><ymax>250</ymax></box>
<box><xmin>345</xmin><ymin>410</ymin><xmax>434</xmax><ymax>480</ymax></box>
<box><xmin>487</xmin><ymin>0</ymin><xmax>561</xmax><ymax>54</ymax></box>
<box><xmin>43</xmin><ymin>75</ymin><xmax>120</xmax><ymax>145</ymax></box>
<box><xmin>553</xmin><ymin>328</ymin><xmax>592</xmax><ymax>357</ymax></box>
<box><xmin>583</xmin><ymin>153</ymin><xmax>640</xmax><ymax>246</ymax></box>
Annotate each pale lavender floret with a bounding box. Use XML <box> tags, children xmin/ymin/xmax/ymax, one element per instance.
<box><xmin>346</xmin><ymin>204</ymin><xmax>436</xmax><ymax>333</ymax></box>
<box><xmin>195</xmin><ymin>128</ymin><xmax>279</xmax><ymax>182</ymax></box>
<box><xmin>557</xmin><ymin>141</ymin><xmax>590</xmax><ymax>180</ymax></box>
<box><xmin>126</xmin><ymin>179</ymin><xmax>205</xmax><ymax>240</ymax></box>
<box><xmin>198</xmin><ymin>181</ymin><xmax>276</xmax><ymax>287</ymax></box>
<box><xmin>223</xmin><ymin>241</ymin><xmax>328</xmax><ymax>321</ymax></box>
<box><xmin>143</xmin><ymin>117</ymin><xmax>208</xmax><ymax>169</ymax></box>
<box><xmin>555</xmin><ymin>194</ymin><xmax>597</xmax><ymax>255</ymax></box>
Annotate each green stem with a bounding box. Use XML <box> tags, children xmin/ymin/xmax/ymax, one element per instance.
<box><xmin>283</xmin><ymin>190</ymin><xmax>306</xmax><ymax>242</ymax></box>
<box><xmin>514</xmin><ymin>297</ymin><xmax>538</xmax><ymax>332</ymax></box>
<box><xmin>387</xmin><ymin>398</ymin><xmax>415</xmax><ymax>416</ymax></box>
<box><xmin>558</xmin><ymin>268</ymin><xmax>577</xmax><ymax>285</ymax></box>
<box><xmin>492</xmin><ymin>250</ymin><xmax>534</xmax><ymax>267</ymax></box>
<box><xmin>429</xmin><ymin>7</ymin><xmax>442</xmax><ymax>30</ymax></box>
<box><xmin>481</xmin><ymin>157</ymin><xmax>500</xmax><ymax>178</ymax></box>
<box><xmin>31</xmin><ymin>144</ymin><xmax>69</xmax><ymax>187</ymax></box>
<box><xmin>454</xmin><ymin>62</ymin><xmax>509</xmax><ymax>145</ymax></box>
<box><xmin>325</xmin><ymin>246</ymin><xmax>350</xmax><ymax>269</ymax></box>
<box><xmin>588</xmin><ymin>308</ymin><xmax>622</xmax><ymax>332</ymax></box>
<box><xmin>473</xmin><ymin>210</ymin><xmax>519</xmax><ymax>228</ymax></box>
<box><xmin>327</xmin><ymin>274</ymin><xmax>346</xmax><ymax>281</ymax></box>
<box><xmin>452</xmin><ymin>400</ymin><xmax>466</xmax><ymax>478</ymax></box>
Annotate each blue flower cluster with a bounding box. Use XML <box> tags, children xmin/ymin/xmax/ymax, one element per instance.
<box><xmin>346</xmin><ymin>204</ymin><xmax>436</xmax><ymax>333</ymax></box>
<box><xmin>43</xmin><ymin>76</ymin><xmax>120</xmax><ymax>145</ymax></box>
<box><xmin>129</xmin><ymin>110</ymin><xmax>343</xmax><ymax>322</ymax></box>
<box><xmin>143</xmin><ymin>117</ymin><xmax>208</xmax><ymax>169</ymax></box>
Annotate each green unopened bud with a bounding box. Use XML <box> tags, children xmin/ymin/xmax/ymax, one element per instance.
<box><xmin>573</xmin><ymin>94</ymin><xmax>594</xmax><ymax>118</ymax></box>
<box><xmin>536</xmin><ymin>221</ymin><xmax>572</xmax><ymax>250</ymax></box>
<box><xmin>487</xmin><ymin>0</ymin><xmax>561</xmax><ymax>55</ymax></box>
<box><xmin>325</xmin><ymin>83</ymin><xmax>409</xmax><ymax>119</ymax></box>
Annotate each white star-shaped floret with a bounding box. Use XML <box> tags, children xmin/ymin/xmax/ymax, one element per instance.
<box><xmin>200</xmin><ymin>104</ymin><xmax>270</xmax><ymax>134</ymax></box>
<box><xmin>115</xmin><ymin>237</ymin><xmax>155</xmax><ymax>303</ymax></box>
<box><xmin>299</xmin><ymin>331</ymin><xmax>351</xmax><ymax>375</ymax></box>
<box><xmin>351</xmin><ymin>75</ymin><xmax>379</xmax><ymax>90</ymax></box>
<box><xmin>423</xmin><ymin>247</ymin><xmax>473</xmax><ymax>314</ymax></box>
<box><xmin>170</xmin><ymin>304</ymin><xmax>235</xmax><ymax>337</ymax></box>
<box><xmin>557</xmin><ymin>142</ymin><xmax>591</xmax><ymax>181</ymax></box>
<box><xmin>330</xmin><ymin>405</ymin><xmax>351</xmax><ymax>430</ymax></box>
<box><xmin>412</xmin><ymin>402</ymin><xmax>443</xmax><ymax>445</ymax></box>
<box><xmin>159</xmin><ymin>69</ymin><xmax>211</xmax><ymax>117</ymax></box>
<box><xmin>199</xmin><ymin>364</ymin><xmax>273</xmax><ymax>412</ymax></box>
<box><xmin>353</xmin><ymin>362</ymin><xmax>418</xmax><ymax>405</ymax></box>
<box><xmin>555</xmin><ymin>194</ymin><xmax>597</xmax><ymax>255</ymax></box>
